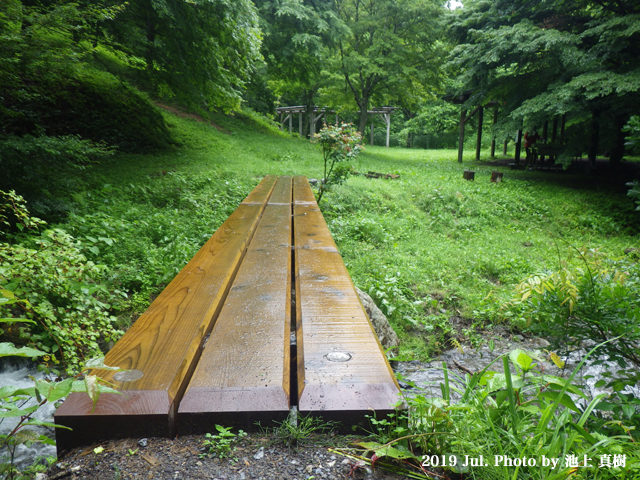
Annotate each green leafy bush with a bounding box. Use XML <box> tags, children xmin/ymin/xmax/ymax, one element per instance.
<box><xmin>0</xmin><ymin>135</ymin><xmax>114</xmax><ymax>219</ymax></box>
<box><xmin>314</xmin><ymin>123</ymin><xmax>363</xmax><ymax>203</ymax></box>
<box><xmin>365</xmin><ymin>347</ymin><xmax>640</xmax><ymax>479</ymax></box>
<box><xmin>0</xmin><ymin>191</ymin><xmax>124</xmax><ymax>372</ymax></box>
<box><xmin>511</xmin><ymin>247</ymin><xmax>640</xmax><ymax>367</ymax></box>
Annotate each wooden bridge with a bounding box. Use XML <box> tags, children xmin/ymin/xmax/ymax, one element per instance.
<box><xmin>55</xmin><ymin>176</ymin><xmax>401</xmax><ymax>454</ymax></box>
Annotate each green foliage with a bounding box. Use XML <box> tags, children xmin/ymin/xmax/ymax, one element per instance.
<box><xmin>199</xmin><ymin>425</ymin><xmax>247</xmax><ymax>461</ymax></box>
<box><xmin>449</xmin><ymin>0</ymin><xmax>640</xmax><ymax>163</ymax></box>
<box><xmin>628</xmin><ymin>180</ymin><xmax>640</xmax><ymax>211</ymax></box>
<box><xmin>0</xmin><ymin>135</ymin><xmax>114</xmax><ymax>220</ymax></box>
<box><xmin>315</xmin><ymin>123</ymin><xmax>362</xmax><ymax>203</ymax></box>
<box><xmin>103</xmin><ymin>0</ymin><xmax>262</xmax><ymax>112</ymax></box>
<box><xmin>330</xmin><ymin>0</ymin><xmax>447</xmax><ymax>133</ymax></box>
<box><xmin>512</xmin><ymin>247</ymin><xmax>640</xmax><ymax>367</ymax></box>
<box><xmin>368</xmin><ymin>347</ymin><xmax>640</xmax><ymax>479</ymax></box>
<box><xmin>624</xmin><ymin>116</ymin><xmax>640</xmax><ymax>156</ymax></box>
<box><xmin>0</xmin><ymin>191</ymin><xmax>124</xmax><ymax>372</ymax></box>
<box><xmin>268</xmin><ymin>411</ymin><xmax>337</xmax><ymax>448</ymax></box>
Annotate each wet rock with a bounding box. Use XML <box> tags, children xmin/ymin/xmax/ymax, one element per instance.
<box><xmin>356</xmin><ymin>287</ymin><xmax>399</xmax><ymax>351</ymax></box>
<box><xmin>253</xmin><ymin>447</ymin><xmax>264</xmax><ymax>460</ymax></box>
<box><xmin>138</xmin><ymin>438</ymin><xmax>148</xmax><ymax>448</ymax></box>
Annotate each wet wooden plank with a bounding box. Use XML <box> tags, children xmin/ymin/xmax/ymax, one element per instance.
<box><xmin>268</xmin><ymin>175</ymin><xmax>292</xmax><ymax>205</ymax></box>
<box><xmin>242</xmin><ymin>175</ymin><xmax>278</xmax><ymax>205</ymax></box>
<box><xmin>293</xmin><ymin>175</ymin><xmax>317</xmax><ymax>205</ymax></box>
<box><xmin>293</xmin><ymin>202</ymin><xmax>401</xmax><ymax>418</ymax></box>
<box><xmin>178</xmin><ymin>202</ymin><xmax>292</xmax><ymax>431</ymax></box>
<box><xmin>55</xmin><ymin>177</ymin><xmax>277</xmax><ymax>453</ymax></box>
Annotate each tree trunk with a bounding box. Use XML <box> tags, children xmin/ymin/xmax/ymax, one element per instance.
<box><xmin>588</xmin><ymin>109</ymin><xmax>600</xmax><ymax>171</ymax></box>
<box><xmin>358</xmin><ymin>100</ymin><xmax>369</xmax><ymax>136</ymax></box>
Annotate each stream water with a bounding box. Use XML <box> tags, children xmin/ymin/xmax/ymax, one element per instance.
<box><xmin>0</xmin><ymin>359</ymin><xmax>57</xmax><ymax>471</ymax></box>
<box><xmin>1</xmin><ymin>335</ymin><xmax>638</xmax><ymax>472</ymax></box>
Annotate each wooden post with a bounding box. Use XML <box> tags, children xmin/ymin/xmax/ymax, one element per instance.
<box><xmin>299</xmin><ymin>112</ymin><xmax>303</xmax><ymax>138</ymax></box>
<box><xmin>279</xmin><ymin>111</ymin><xmax>283</xmax><ymax>131</ymax></box>
<box><xmin>475</xmin><ymin>106</ymin><xmax>484</xmax><ymax>162</ymax></box>
<box><xmin>561</xmin><ymin>114</ymin><xmax>566</xmax><ymax>137</ymax></box>
<box><xmin>515</xmin><ymin>129</ymin><xmax>522</xmax><ymax>163</ymax></box>
<box><xmin>458</xmin><ymin>108</ymin><xmax>467</xmax><ymax>163</ymax></box>
<box><xmin>490</xmin><ymin>108</ymin><xmax>498</xmax><ymax>158</ymax></box>
<box><xmin>385</xmin><ymin>112</ymin><xmax>391</xmax><ymax>148</ymax></box>
<box><xmin>551</xmin><ymin>116</ymin><xmax>558</xmax><ymax>143</ymax></box>
<box><xmin>491</xmin><ymin>171</ymin><xmax>504</xmax><ymax>182</ymax></box>
<box><xmin>288</xmin><ymin>114</ymin><xmax>292</xmax><ymax>134</ymax></box>
<box><xmin>503</xmin><ymin>139</ymin><xmax>508</xmax><ymax>155</ymax></box>
<box><xmin>463</xmin><ymin>170</ymin><xmax>475</xmax><ymax>181</ymax></box>
<box><xmin>336</xmin><ymin>113</ymin><xmax>339</xmax><ymax>125</ymax></box>
<box><xmin>370</xmin><ymin>117</ymin><xmax>374</xmax><ymax>146</ymax></box>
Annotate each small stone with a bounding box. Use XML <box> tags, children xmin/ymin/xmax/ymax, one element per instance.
<box><xmin>514</xmin><ymin>335</ymin><xmax>524</xmax><ymax>342</ymax></box>
<box><xmin>290</xmin><ymin>460</ymin><xmax>299</xmax><ymax>465</ymax></box>
<box><xmin>238</xmin><ymin>472</ymin><xmax>246</xmax><ymax>480</ymax></box>
<box><xmin>196</xmin><ymin>461</ymin><xmax>202</xmax><ymax>466</ymax></box>
<box><xmin>306</xmin><ymin>465</ymin><xmax>314</xmax><ymax>473</ymax></box>
<box><xmin>138</xmin><ymin>438</ymin><xmax>148</xmax><ymax>448</ymax></box>
<box><xmin>341</xmin><ymin>458</ymin><xmax>351</xmax><ymax>465</ymax></box>
<box><xmin>534</xmin><ymin>337</ymin><xmax>551</xmax><ymax>348</ymax></box>
<box><xmin>35</xmin><ymin>474</ymin><xmax>47</xmax><ymax>480</ymax></box>
<box><xmin>327</xmin><ymin>461</ymin><xmax>336</xmax><ymax>468</ymax></box>
<box><xmin>253</xmin><ymin>447</ymin><xmax>264</xmax><ymax>460</ymax></box>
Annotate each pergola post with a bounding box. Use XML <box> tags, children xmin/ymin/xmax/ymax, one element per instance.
<box><xmin>458</xmin><ymin>108</ymin><xmax>466</xmax><ymax>163</ymax></box>
<box><xmin>515</xmin><ymin>129</ymin><xmax>522</xmax><ymax>163</ymax></box>
<box><xmin>299</xmin><ymin>112</ymin><xmax>303</xmax><ymax>138</ymax></box>
<box><xmin>475</xmin><ymin>106</ymin><xmax>484</xmax><ymax>161</ymax></box>
<box><xmin>370</xmin><ymin>117</ymin><xmax>374</xmax><ymax>145</ymax></box>
<box><xmin>385</xmin><ymin>112</ymin><xmax>391</xmax><ymax>148</ymax></box>
<box><xmin>288</xmin><ymin>114</ymin><xmax>292</xmax><ymax>134</ymax></box>
<box><xmin>551</xmin><ymin>116</ymin><xmax>558</xmax><ymax>143</ymax></box>
<box><xmin>503</xmin><ymin>140</ymin><xmax>508</xmax><ymax>155</ymax></box>
<box><xmin>279</xmin><ymin>111</ymin><xmax>283</xmax><ymax>131</ymax></box>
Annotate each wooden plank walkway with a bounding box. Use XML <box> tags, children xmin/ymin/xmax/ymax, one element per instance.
<box><xmin>293</xmin><ymin>178</ymin><xmax>400</xmax><ymax>419</ymax></box>
<box><xmin>55</xmin><ymin>175</ymin><xmax>400</xmax><ymax>452</ymax></box>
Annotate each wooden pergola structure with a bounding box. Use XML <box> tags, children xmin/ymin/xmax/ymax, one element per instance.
<box><xmin>276</xmin><ymin>105</ymin><xmax>397</xmax><ymax>148</ymax></box>
<box><xmin>276</xmin><ymin>106</ymin><xmax>338</xmax><ymax>138</ymax></box>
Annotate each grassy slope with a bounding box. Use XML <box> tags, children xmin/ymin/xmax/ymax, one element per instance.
<box><xmin>72</xmin><ymin>108</ymin><xmax>640</xmax><ymax>360</ymax></box>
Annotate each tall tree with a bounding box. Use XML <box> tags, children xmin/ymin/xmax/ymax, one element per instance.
<box><xmin>253</xmin><ymin>0</ymin><xmax>340</xmax><ymax>132</ymax></box>
<box><xmin>449</xmin><ymin>0</ymin><xmax>640</xmax><ymax>165</ymax></box>
<box><xmin>103</xmin><ymin>0</ymin><xmax>262</xmax><ymax>111</ymax></box>
<box><xmin>331</xmin><ymin>0</ymin><xmax>446</xmax><ymax>133</ymax></box>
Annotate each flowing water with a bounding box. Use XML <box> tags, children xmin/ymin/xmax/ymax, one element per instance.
<box><xmin>393</xmin><ymin>334</ymin><xmax>640</xmax><ymax>405</ymax></box>
<box><xmin>0</xmin><ymin>359</ymin><xmax>57</xmax><ymax>471</ymax></box>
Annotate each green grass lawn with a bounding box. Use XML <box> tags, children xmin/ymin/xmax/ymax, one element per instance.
<box><xmin>66</xmin><ymin>108</ymin><xmax>640</xmax><ymax>360</ymax></box>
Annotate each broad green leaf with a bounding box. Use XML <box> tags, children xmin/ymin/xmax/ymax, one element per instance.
<box><xmin>0</xmin><ymin>318</ymin><xmax>35</xmax><ymax>324</ymax></box>
<box><xmin>539</xmin><ymin>391</ymin><xmax>580</xmax><ymax>413</ymax></box>
<box><xmin>509</xmin><ymin>349</ymin><xmax>534</xmax><ymax>371</ymax></box>
<box><xmin>0</xmin><ymin>342</ymin><xmax>46</xmax><ymax>358</ymax></box>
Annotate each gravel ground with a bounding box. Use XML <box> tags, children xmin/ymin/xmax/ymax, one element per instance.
<box><xmin>49</xmin><ymin>434</ymin><xmax>410</xmax><ymax>480</ymax></box>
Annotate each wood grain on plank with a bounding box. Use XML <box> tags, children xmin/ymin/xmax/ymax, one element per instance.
<box><xmin>178</xmin><ymin>201</ymin><xmax>292</xmax><ymax>431</ymax></box>
<box><xmin>268</xmin><ymin>175</ymin><xmax>292</xmax><ymax>205</ymax></box>
<box><xmin>293</xmin><ymin>202</ymin><xmax>401</xmax><ymax>414</ymax></box>
<box><xmin>242</xmin><ymin>175</ymin><xmax>278</xmax><ymax>205</ymax></box>
<box><xmin>293</xmin><ymin>175</ymin><xmax>317</xmax><ymax>205</ymax></box>
<box><xmin>55</xmin><ymin>177</ymin><xmax>276</xmax><ymax>452</ymax></box>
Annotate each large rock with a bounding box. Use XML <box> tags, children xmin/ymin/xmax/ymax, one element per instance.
<box><xmin>356</xmin><ymin>287</ymin><xmax>400</xmax><ymax>352</ymax></box>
